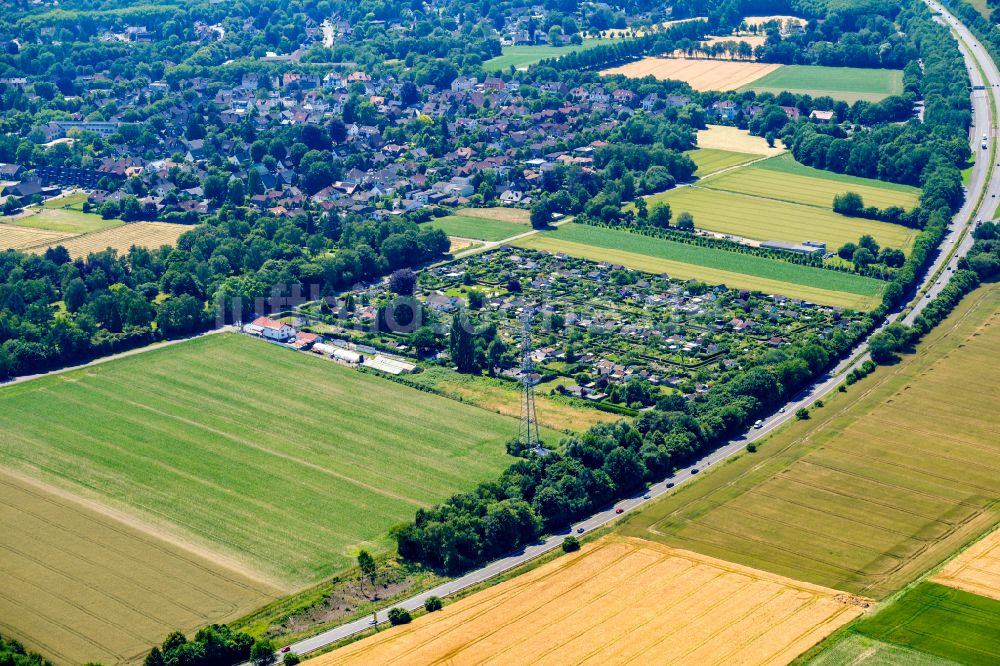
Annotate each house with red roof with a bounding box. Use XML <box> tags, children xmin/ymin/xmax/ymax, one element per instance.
<box><xmin>243</xmin><ymin>316</ymin><xmax>295</xmax><ymax>341</ymax></box>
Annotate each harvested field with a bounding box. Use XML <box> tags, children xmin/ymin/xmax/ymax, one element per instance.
<box><xmin>853</xmin><ymin>582</ymin><xmax>1000</xmax><ymax>665</ymax></box>
<box><xmin>0</xmin><ymin>469</ymin><xmax>279</xmax><ymax>665</ymax></box>
<box><xmin>933</xmin><ymin>528</ymin><xmax>1000</xmax><ymax>601</ymax></box>
<box><xmin>741</xmin><ymin>65</ymin><xmax>904</xmax><ymax>103</ymax></box>
<box><xmin>27</xmin><ymin>221</ymin><xmax>190</xmax><ymax>258</ymax></box>
<box><xmin>0</xmin><ymin>333</ymin><xmax>536</xmax><ymax>584</ymax></box>
<box><xmin>0</xmin><ymin>224</ymin><xmax>76</xmax><ymax>250</ymax></box>
<box><xmin>696</xmin><ymin>124</ymin><xmax>786</xmax><ymax>156</ymax></box>
<box><xmin>448</xmin><ymin>237</ymin><xmax>480</xmax><ymax>253</ymax></box>
<box><xmin>310</xmin><ymin>537</ymin><xmax>865</xmax><ymax>666</ymax></box>
<box><xmin>513</xmin><ymin>223</ymin><xmax>885</xmax><ymax>310</ymax></box>
<box><xmin>601</xmin><ymin>57</ymin><xmax>781</xmax><ymax>91</ymax></box>
<box><xmin>621</xmin><ymin>284</ymin><xmax>1000</xmax><ymax>599</ymax></box>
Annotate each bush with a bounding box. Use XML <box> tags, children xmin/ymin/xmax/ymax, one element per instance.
<box><xmin>562</xmin><ymin>536</ymin><xmax>581</xmax><ymax>552</ymax></box>
<box><xmin>746</xmin><ymin>443</ymin><xmax>757</xmax><ymax>453</ymax></box>
<box><xmin>795</xmin><ymin>408</ymin><xmax>810</xmax><ymax>420</ymax></box>
<box><xmin>283</xmin><ymin>654</ymin><xmax>301</xmax><ymax>666</ymax></box>
<box><xmin>814</xmin><ymin>399</ymin><xmax>824</xmax><ymax>408</ymax></box>
<box><xmin>388</xmin><ymin>607</ymin><xmax>412</xmax><ymax>625</ymax></box>
<box><xmin>423</xmin><ymin>596</ymin><xmax>443</xmax><ymax>612</ymax></box>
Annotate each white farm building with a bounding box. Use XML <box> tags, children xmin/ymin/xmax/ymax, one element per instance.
<box><xmin>243</xmin><ymin>316</ymin><xmax>295</xmax><ymax>341</ymax></box>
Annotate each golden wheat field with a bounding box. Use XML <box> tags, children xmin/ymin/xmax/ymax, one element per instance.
<box><xmin>29</xmin><ymin>222</ymin><xmax>190</xmax><ymax>258</ymax></box>
<box><xmin>0</xmin><ymin>224</ymin><xmax>77</xmax><ymax>250</ymax></box>
<box><xmin>310</xmin><ymin>537</ymin><xmax>866</xmax><ymax>666</ymax></box>
<box><xmin>696</xmin><ymin>124</ymin><xmax>786</xmax><ymax>155</ymax></box>
<box><xmin>933</xmin><ymin>529</ymin><xmax>1000</xmax><ymax>602</ymax></box>
<box><xmin>601</xmin><ymin>57</ymin><xmax>781</xmax><ymax>91</ymax></box>
<box><xmin>0</xmin><ymin>470</ymin><xmax>279</xmax><ymax>665</ymax></box>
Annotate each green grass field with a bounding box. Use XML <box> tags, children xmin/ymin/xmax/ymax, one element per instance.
<box><xmin>685</xmin><ymin>148</ymin><xmax>763</xmax><ymax>177</ymax></box>
<box><xmin>0</xmin><ymin>334</ymin><xmax>540</xmax><ymax>585</ymax></box>
<box><xmin>740</xmin><ymin>65</ymin><xmax>904</xmax><ymax>102</ymax></box>
<box><xmin>619</xmin><ymin>284</ymin><xmax>1000</xmax><ymax>600</ymax></box>
<box><xmin>513</xmin><ymin>223</ymin><xmax>885</xmax><ymax>310</ymax></box>
<box><xmin>852</xmin><ymin>583</ymin><xmax>1000</xmax><ymax>665</ymax></box>
<box><xmin>806</xmin><ymin>634</ymin><xmax>958</xmax><ymax>666</ymax></box>
<box><xmin>426</xmin><ymin>214</ymin><xmax>527</xmax><ymax>241</ymax></box>
<box><xmin>483</xmin><ymin>38</ymin><xmax>615</xmax><ymax>71</ymax></box>
<box><xmin>8</xmin><ymin>207</ymin><xmax>123</xmax><ymax>234</ymax></box>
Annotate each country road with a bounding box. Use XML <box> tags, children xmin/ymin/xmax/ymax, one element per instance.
<box><xmin>267</xmin><ymin>3</ymin><xmax>1000</xmax><ymax>661</ymax></box>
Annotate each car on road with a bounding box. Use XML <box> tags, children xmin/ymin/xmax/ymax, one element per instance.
<box><xmin>666</xmin><ymin>482</ymin><xmax>675</xmax><ymax>488</ymax></box>
<box><xmin>691</xmin><ymin>468</ymin><xmax>700</xmax><ymax>474</ymax></box>
<box><xmin>577</xmin><ymin>527</ymin><xmax>584</xmax><ymax>533</ymax></box>
<box><xmin>643</xmin><ymin>494</ymin><xmax>651</xmax><ymax>500</ymax></box>
<box><xmin>754</xmin><ymin>419</ymin><xmax>763</xmax><ymax>429</ymax></box>
<box><xmin>779</xmin><ymin>407</ymin><xmax>786</xmax><ymax>413</ymax></box>
<box><xmin>615</xmin><ymin>507</ymin><xmax>624</xmax><ymax>514</ymax></box>
<box><xmin>281</xmin><ymin>646</ymin><xmax>291</xmax><ymax>654</ymax></box>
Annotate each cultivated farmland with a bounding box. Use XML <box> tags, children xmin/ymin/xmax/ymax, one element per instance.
<box><xmin>0</xmin><ymin>470</ymin><xmax>279</xmax><ymax>666</ymax></box>
<box><xmin>644</xmin><ymin>185</ymin><xmax>916</xmax><ymax>253</ymax></box>
<box><xmin>807</xmin><ymin>634</ymin><xmax>955</xmax><ymax>666</ymax></box>
<box><xmin>708</xmin><ymin>154</ymin><xmax>920</xmax><ymax>211</ymax></box>
<box><xmin>851</xmin><ymin>583</ymin><xmax>1000</xmax><ymax>665</ymax></box>
<box><xmin>620</xmin><ymin>284</ymin><xmax>1000</xmax><ymax>599</ymax></box>
<box><xmin>427</xmin><ymin>214</ymin><xmax>526</xmax><ymax>241</ymax></box>
<box><xmin>740</xmin><ymin>65</ymin><xmax>904</xmax><ymax>103</ymax></box>
<box><xmin>311</xmin><ymin>537</ymin><xmax>864</xmax><ymax>666</ymax></box>
<box><xmin>513</xmin><ymin>223</ymin><xmax>886</xmax><ymax>310</ymax></box>
<box><xmin>933</xmin><ymin>528</ymin><xmax>1000</xmax><ymax>601</ymax></box>
<box><xmin>685</xmin><ymin>147</ymin><xmax>763</xmax><ymax>177</ymax></box>
<box><xmin>0</xmin><ymin>333</ymin><xmax>534</xmax><ymax>584</ymax></box>
<box><xmin>427</xmin><ymin>208</ymin><xmax>529</xmax><ymax>242</ymax></box>
<box><xmin>601</xmin><ymin>57</ymin><xmax>781</xmax><ymax>91</ymax></box>
<box><xmin>0</xmin><ymin>224</ymin><xmax>76</xmax><ymax>250</ymax></box>
<box><xmin>27</xmin><ymin>221</ymin><xmax>190</xmax><ymax>258</ymax></box>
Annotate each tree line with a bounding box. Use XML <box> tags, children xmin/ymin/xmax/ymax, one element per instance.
<box><xmin>0</xmin><ymin>208</ymin><xmax>449</xmax><ymax>380</ymax></box>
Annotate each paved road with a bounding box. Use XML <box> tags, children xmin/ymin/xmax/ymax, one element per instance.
<box><xmin>271</xmin><ymin>5</ymin><xmax>999</xmax><ymax>659</ymax></box>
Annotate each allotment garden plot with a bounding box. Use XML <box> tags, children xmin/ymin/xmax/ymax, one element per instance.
<box><xmin>0</xmin><ymin>333</ymin><xmax>526</xmax><ymax>585</ymax></box>
<box><xmin>621</xmin><ymin>284</ymin><xmax>1000</xmax><ymax>600</ymax></box>
<box><xmin>310</xmin><ymin>537</ymin><xmax>865</xmax><ymax>666</ymax></box>
<box><xmin>0</xmin><ymin>470</ymin><xmax>278</xmax><ymax>666</ymax></box>
<box><xmin>304</xmin><ymin>247</ymin><xmax>867</xmax><ymax>412</ymax></box>
<box><xmin>514</xmin><ymin>223</ymin><xmax>886</xmax><ymax>310</ymax></box>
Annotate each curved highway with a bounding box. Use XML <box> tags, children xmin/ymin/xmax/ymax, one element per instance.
<box><xmin>273</xmin><ymin>4</ymin><xmax>1000</xmax><ymax>659</ymax></box>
